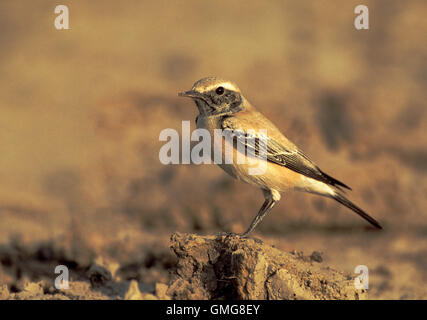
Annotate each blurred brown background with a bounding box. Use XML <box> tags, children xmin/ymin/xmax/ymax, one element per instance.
<box><xmin>0</xmin><ymin>1</ymin><xmax>426</xmax><ymax>299</ymax></box>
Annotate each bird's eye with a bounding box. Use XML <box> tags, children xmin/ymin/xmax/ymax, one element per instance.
<box><xmin>216</xmin><ymin>86</ymin><xmax>224</xmax><ymax>95</ymax></box>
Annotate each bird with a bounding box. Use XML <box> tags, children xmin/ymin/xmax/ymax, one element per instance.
<box><xmin>178</xmin><ymin>77</ymin><xmax>382</xmax><ymax>235</ymax></box>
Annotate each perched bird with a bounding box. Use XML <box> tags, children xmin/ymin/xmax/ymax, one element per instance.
<box><xmin>178</xmin><ymin>77</ymin><xmax>382</xmax><ymax>235</ymax></box>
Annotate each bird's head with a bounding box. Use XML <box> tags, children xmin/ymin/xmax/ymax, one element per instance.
<box><xmin>179</xmin><ymin>77</ymin><xmax>244</xmax><ymax>116</ymax></box>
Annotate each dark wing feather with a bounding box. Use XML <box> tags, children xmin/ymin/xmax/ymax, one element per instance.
<box><xmin>221</xmin><ymin>118</ymin><xmax>351</xmax><ymax>191</ymax></box>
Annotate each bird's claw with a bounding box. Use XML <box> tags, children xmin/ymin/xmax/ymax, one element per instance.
<box><xmin>216</xmin><ymin>231</ymin><xmax>264</xmax><ymax>244</ymax></box>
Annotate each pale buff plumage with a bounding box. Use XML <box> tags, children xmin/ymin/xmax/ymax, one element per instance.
<box><xmin>179</xmin><ymin>77</ymin><xmax>382</xmax><ymax>235</ymax></box>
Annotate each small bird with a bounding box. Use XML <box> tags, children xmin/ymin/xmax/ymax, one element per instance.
<box><xmin>178</xmin><ymin>77</ymin><xmax>382</xmax><ymax>235</ymax></box>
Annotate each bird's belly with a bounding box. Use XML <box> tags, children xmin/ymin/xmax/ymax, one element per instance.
<box><xmin>197</xmin><ymin>115</ymin><xmax>302</xmax><ymax>192</ymax></box>
<box><xmin>216</xmin><ymin>136</ymin><xmax>303</xmax><ymax>192</ymax></box>
<box><xmin>232</xmin><ymin>160</ymin><xmax>303</xmax><ymax>192</ymax></box>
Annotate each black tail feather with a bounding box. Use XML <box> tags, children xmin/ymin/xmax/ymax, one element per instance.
<box><xmin>333</xmin><ymin>193</ymin><xmax>382</xmax><ymax>229</ymax></box>
<box><xmin>318</xmin><ymin>168</ymin><xmax>352</xmax><ymax>191</ymax></box>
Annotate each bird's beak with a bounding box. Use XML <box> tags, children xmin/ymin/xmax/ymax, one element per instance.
<box><xmin>178</xmin><ymin>90</ymin><xmax>201</xmax><ymax>99</ymax></box>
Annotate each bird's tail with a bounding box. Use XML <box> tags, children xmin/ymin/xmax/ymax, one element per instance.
<box><xmin>333</xmin><ymin>193</ymin><xmax>382</xmax><ymax>229</ymax></box>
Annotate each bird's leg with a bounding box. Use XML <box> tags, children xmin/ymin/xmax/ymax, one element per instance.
<box><xmin>240</xmin><ymin>199</ymin><xmax>276</xmax><ymax>236</ymax></box>
<box><xmin>240</xmin><ymin>189</ymin><xmax>280</xmax><ymax>236</ymax></box>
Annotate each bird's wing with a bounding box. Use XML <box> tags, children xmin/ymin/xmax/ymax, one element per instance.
<box><xmin>221</xmin><ymin>116</ymin><xmax>351</xmax><ymax>190</ymax></box>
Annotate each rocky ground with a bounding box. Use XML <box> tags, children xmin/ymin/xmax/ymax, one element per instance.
<box><xmin>0</xmin><ymin>232</ymin><xmax>369</xmax><ymax>300</ymax></box>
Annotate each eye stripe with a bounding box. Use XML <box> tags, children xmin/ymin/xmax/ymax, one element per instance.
<box><xmin>198</xmin><ymin>82</ymin><xmax>238</xmax><ymax>93</ymax></box>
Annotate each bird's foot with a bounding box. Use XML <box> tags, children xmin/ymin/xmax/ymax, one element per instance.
<box><xmin>217</xmin><ymin>231</ymin><xmax>264</xmax><ymax>244</ymax></box>
<box><xmin>216</xmin><ymin>231</ymin><xmax>238</xmax><ymax>238</ymax></box>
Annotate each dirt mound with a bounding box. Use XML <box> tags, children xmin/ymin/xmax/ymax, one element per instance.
<box><xmin>1</xmin><ymin>232</ymin><xmax>369</xmax><ymax>300</ymax></box>
<box><xmin>167</xmin><ymin>233</ymin><xmax>367</xmax><ymax>300</ymax></box>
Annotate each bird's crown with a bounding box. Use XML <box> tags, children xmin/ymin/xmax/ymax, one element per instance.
<box><xmin>191</xmin><ymin>77</ymin><xmax>240</xmax><ymax>94</ymax></box>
